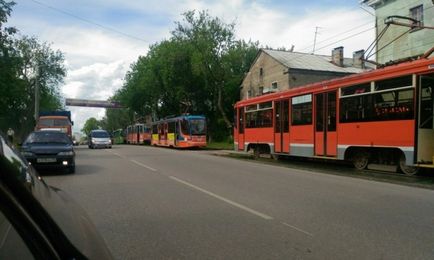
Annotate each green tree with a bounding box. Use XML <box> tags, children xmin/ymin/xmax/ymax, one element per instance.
<box><xmin>111</xmin><ymin>10</ymin><xmax>258</xmax><ymax>141</ymax></box>
<box><xmin>0</xmin><ymin>1</ymin><xmax>66</xmax><ymax>141</ymax></box>
<box><xmin>81</xmin><ymin>117</ymin><xmax>101</xmax><ymax>136</ymax></box>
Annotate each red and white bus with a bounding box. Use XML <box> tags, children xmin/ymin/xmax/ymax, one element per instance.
<box><xmin>234</xmin><ymin>57</ymin><xmax>434</xmax><ymax>175</ymax></box>
<box><xmin>151</xmin><ymin>115</ymin><xmax>207</xmax><ymax>148</ymax></box>
<box><xmin>126</xmin><ymin>123</ymin><xmax>151</xmax><ymax>144</ymax></box>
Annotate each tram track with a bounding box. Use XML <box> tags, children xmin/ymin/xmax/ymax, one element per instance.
<box><xmin>217</xmin><ymin>151</ymin><xmax>434</xmax><ymax>190</ymax></box>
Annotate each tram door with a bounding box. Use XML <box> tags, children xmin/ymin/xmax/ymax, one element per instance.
<box><xmin>237</xmin><ymin>107</ymin><xmax>245</xmax><ymax>151</ymax></box>
<box><xmin>315</xmin><ymin>91</ymin><xmax>337</xmax><ymax>156</ymax></box>
<box><xmin>417</xmin><ymin>74</ymin><xmax>434</xmax><ymax>163</ymax></box>
<box><xmin>274</xmin><ymin>100</ymin><xmax>290</xmax><ymax>153</ymax></box>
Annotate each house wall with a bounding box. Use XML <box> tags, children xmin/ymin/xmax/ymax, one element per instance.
<box><xmin>373</xmin><ymin>0</ymin><xmax>434</xmax><ymax>63</ymax></box>
<box><xmin>240</xmin><ymin>51</ymin><xmax>355</xmax><ymax>100</ymax></box>
<box><xmin>240</xmin><ymin>51</ymin><xmax>288</xmax><ymax>100</ymax></box>
<box><xmin>289</xmin><ymin>70</ymin><xmax>350</xmax><ymax>88</ymax></box>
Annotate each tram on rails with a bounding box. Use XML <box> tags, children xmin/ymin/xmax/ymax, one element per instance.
<box><xmin>126</xmin><ymin>123</ymin><xmax>151</xmax><ymax>144</ymax></box>
<box><xmin>234</xmin><ymin>56</ymin><xmax>434</xmax><ymax>175</ymax></box>
<box><xmin>151</xmin><ymin>115</ymin><xmax>207</xmax><ymax>148</ymax></box>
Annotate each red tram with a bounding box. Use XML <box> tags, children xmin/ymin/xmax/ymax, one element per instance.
<box><xmin>126</xmin><ymin>123</ymin><xmax>151</xmax><ymax>144</ymax></box>
<box><xmin>234</xmin><ymin>57</ymin><xmax>434</xmax><ymax>175</ymax></box>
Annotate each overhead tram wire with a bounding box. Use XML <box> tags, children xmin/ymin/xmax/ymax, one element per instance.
<box><xmin>29</xmin><ymin>0</ymin><xmax>148</xmax><ymax>43</ymax></box>
<box><xmin>295</xmin><ymin>21</ymin><xmax>374</xmax><ymax>54</ymax></box>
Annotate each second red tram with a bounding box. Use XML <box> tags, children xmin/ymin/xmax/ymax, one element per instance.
<box><xmin>234</xmin><ymin>56</ymin><xmax>434</xmax><ymax>175</ymax></box>
<box><xmin>126</xmin><ymin>123</ymin><xmax>151</xmax><ymax>144</ymax></box>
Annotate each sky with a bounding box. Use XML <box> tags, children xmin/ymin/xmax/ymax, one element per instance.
<box><xmin>7</xmin><ymin>0</ymin><xmax>376</xmax><ymax>134</ymax></box>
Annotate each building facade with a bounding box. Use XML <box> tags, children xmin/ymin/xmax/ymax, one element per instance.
<box><xmin>362</xmin><ymin>0</ymin><xmax>434</xmax><ymax>64</ymax></box>
<box><xmin>240</xmin><ymin>48</ymin><xmax>372</xmax><ymax>100</ymax></box>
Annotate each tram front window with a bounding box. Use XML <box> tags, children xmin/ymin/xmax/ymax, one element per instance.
<box><xmin>189</xmin><ymin>119</ymin><xmax>206</xmax><ymax>135</ymax></box>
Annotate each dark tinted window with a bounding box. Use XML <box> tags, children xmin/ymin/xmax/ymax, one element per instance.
<box><xmin>292</xmin><ymin>94</ymin><xmax>312</xmax><ymax>126</ymax></box>
<box><xmin>91</xmin><ymin>131</ymin><xmax>109</xmax><ymax>138</ymax></box>
<box><xmin>24</xmin><ymin>132</ymin><xmax>71</xmax><ymax>144</ymax></box>
<box><xmin>375</xmin><ymin>75</ymin><xmax>412</xmax><ymax>91</ymax></box>
<box><xmin>340</xmin><ymin>89</ymin><xmax>414</xmax><ymax>122</ymax></box>
<box><xmin>245</xmin><ymin>109</ymin><xmax>272</xmax><ymax>128</ymax></box>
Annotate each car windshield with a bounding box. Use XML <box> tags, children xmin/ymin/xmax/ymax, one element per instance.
<box><xmin>92</xmin><ymin>131</ymin><xmax>109</xmax><ymax>138</ymax></box>
<box><xmin>24</xmin><ymin>132</ymin><xmax>71</xmax><ymax>145</ymax></box>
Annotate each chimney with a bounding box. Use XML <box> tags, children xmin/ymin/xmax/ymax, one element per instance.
<box><xmin>332</xmin><ymin>46</ymin><xmax>344</xmax><ymax>67</ymax></box>
<box><xmin>353</xmin><ymin>49</ymin><xmax>365</xmax><ymax>69</ymax></box>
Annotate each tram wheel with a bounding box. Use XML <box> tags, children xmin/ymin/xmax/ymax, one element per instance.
<box><xmin>352</xmin><ymin>151</ymin><xmax>369</xmax><ymax>170</ymax></box>
<box><xmin>399</xmin><ymin>154</ymin><xmax>419</xmax><ymax>176</ymax></box>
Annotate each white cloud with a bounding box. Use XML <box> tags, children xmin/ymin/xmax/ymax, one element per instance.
<box><xmin>9</xmin><ymin>1</ymin><xmax>375</xmax><ymax>133</ymax></box>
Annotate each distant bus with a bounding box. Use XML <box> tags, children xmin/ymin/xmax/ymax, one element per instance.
<box><xmin>112</xmin><ymin>129</ymin><xmax>125</xmax><ymax>144</ymax></box>
<box><xmin>151</xmin><ymin>115</ymin><xmax>207</xmax><ymax>148</ymax></box>
<box><xmin>126</xmin><ymin>123</ymin><xmax>151</xmax><ymax>144</ymax></box>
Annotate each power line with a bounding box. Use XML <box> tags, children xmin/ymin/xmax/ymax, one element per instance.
<box><xmin>29</xmin><ymin>0</ymin><xmax>148</xmax><ymax>43</ymax></box>
<box><xmin>295</xmin><ymin>21</ymin><xmax>373</xmax><ymax>53</ymax></box>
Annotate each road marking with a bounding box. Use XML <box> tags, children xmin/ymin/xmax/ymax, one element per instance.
<box><xmin>169</xmin><ymin>176</ymin><xmax>274</xmax><ymax>220</ymax></box>
<box><xmin>130</xmin><ymin>159</ymin><xmax>157</xmax><ymax>172</ymax></box>
<box><xmin>281</xmin><ymin>222</ymin><xmax>313</xmax><ymax>237</ymax></box>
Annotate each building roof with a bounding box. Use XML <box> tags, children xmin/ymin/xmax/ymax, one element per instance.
<box><xmin>262</xmin><ymin>49</ymin><xmax>373</xmax><ymax>74</ymax></box>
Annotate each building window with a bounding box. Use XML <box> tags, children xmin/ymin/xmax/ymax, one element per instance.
<box><xmin>259</xmin><ymin>86</ymin><xmax>264</xmax><ymax>95</ymax></box>
<box><xmin>272</xmin><ymin>82</ymin><xmax>278</xmax><ymax>89</ymax></box>
<box><xmin>410</xmin><ymin>5</ymin><xmax>423</xmax><ymax>28</ymax></box>
<box><xmin>248</xmin><ymin>90</ymin><xmax>252</xmax><ymax>98</ymax></box>
<box><xmin>259</xmin><ymin>68</ymin><xmax>263</xmax><ymax>77</ymax></box>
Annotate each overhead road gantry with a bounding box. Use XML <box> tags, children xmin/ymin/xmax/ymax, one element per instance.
<box><xmin>65</xmin><ymin>98</ymin><xmax>123</xmax><ymax>108</ymax></box>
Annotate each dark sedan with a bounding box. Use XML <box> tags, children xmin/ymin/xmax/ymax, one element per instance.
<box><xmin>0</xmin><ymin>134</ymin><xmax>113</xmax><ymax>259</ymax></box>
<box><xmin>21</xmin><ymin>131</ymin><xmax>75</xmax><ymax>173</ymax></box>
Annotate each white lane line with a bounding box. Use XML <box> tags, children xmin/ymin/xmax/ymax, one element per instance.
<box><xmin>169</xmin><ymin>176</ymin><xmax>274</xmax><ymax>220</ymax></box>
<box><xmin>130</xmin><ymin>159</ymin><xmax>157</xmax><ymax>172</ymax></box>
<box><xmin>110</xmin><ymin>152</ymin><xmax>126</xmax><ymax>159</ymax></box>
<box><xmin>281</xmin><ymin>222</ymin><xmax>314</xmax><ymax>237</ymax></box>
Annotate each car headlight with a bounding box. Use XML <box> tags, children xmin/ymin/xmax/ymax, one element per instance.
<box><xmin>21</xmin><ymin>151</ymin><xmax>34</xmax><ymax>157</ymax></box>
<box><xmin>92</xmin><ymin>138</ymin><xmax>96</xmax><ymax>143</ymax></box>
<box><xmin>58</xmin><ymin>151</ymin><xmax>74</xmax><ymax>156</ymax></box>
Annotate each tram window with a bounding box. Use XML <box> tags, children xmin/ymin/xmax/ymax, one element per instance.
<box><xmin>238</xmin><ymin>108</ymin><xmax>244</xmax><ymax>133</ymax></box>
<box><xmin>181</xmin><ymin>119</ymin><xmax>189</xmax><ymax>134</ymax></box>
<box><xmin>283</xmin><ymin>100</ymin><xmax>289</xmax><ymax>132</ymax></box>
<box><xmin>291</xmin><ymin>100</ymin><xmax>312</xmax><ymax>126</ymax></box>
<box><xmin>340</xmin><ymin>95</ymin><xmax>372</xmax><ymax>123</ymax></box>
<box><xmin>152</xmin><ymin>125</ymin><xmax>157</xmax><ymax>134</ymax></box>
<box><xmin>420</xmin><ymin>79</ymin><xmax>433</xmax><ymax>129</ymax></box>
<box><xmin>259</xmin><ymin>102</ymin><xmax>272</xmax><ymax>109</ymax></box>
<box><xmin>316</xmin><ymin>94</ymin><xmax>324</xmax><ymax>131</ymax></box>
<box><xmin>246</xmin><ymin>109</ymin><xmax>272</xmax><ymax>128</ymax></box>
<box><xmin>275</xmin><ymin>101</ymin><xmax>281</xmax><ymax>133</ymax></box>
<box><xmin>375</xmin><ymin>75</ymin><xmax>412</xmax><ymax>91</ymax></box>
<box><xmin>341</xmin><ymin>83</ymin><xmax>371</xmax><ymax>96</ymax></box>
<box><xmin>373</xmin><ymin>89</ymin><xmax>414</xmax><ymax>120</ymax></box>
<box><xmin>168</xmin><ymin>122</ymin><xmax>176</xmax><ymax>133</ymax></box>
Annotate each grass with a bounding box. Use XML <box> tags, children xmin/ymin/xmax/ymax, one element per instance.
<box><xmin>205</xmin><ymin>141</ymin><xmax>234</xmax><ymax>150</ymax></box>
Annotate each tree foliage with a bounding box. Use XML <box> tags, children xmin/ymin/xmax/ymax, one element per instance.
<box><xmin>113</xmin><ymin>10</ymin><xmax>258</xmax><ymax>141</ymax></box>
<box><xmin>81</xmin><ymin>117</ymin><xmax>101</xmax><ymax>136</ymax></box>
<box><xmin>0</xmin><ymin>1</ymin><xmax>66</xmax><ymax>140</ymax></box>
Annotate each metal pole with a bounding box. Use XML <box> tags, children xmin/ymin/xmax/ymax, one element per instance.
<box><xmin>34</xmin><ymin>64</ymin><xmax>40</xmax><ymax>121</ymax></box>
<box><xmin>312</xmin><ymin>26</ymin><xmax>319</xmax><ymax>54</ymax></box>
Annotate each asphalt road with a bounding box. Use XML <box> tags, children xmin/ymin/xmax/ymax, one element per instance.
<box><xmin>43</xmin><ymin>145</ymin><xmax>434</xmax><ymax>260</ymax></box>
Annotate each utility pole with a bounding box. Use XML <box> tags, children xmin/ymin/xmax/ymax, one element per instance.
<box><xmin>34</xmin><ymin>64</ymin><xmax>40</xmax><ymax>122</ymax></box>
<box><xmin>312</xmin><ymin>26</ymin><xmax>321</xmax><ymax>54</ymax></box>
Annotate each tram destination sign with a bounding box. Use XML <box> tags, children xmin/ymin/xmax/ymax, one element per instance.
<box><xmin>65</xmin><ymin>98</ymin><xmax>123</xmax><ymax>108</ymax></box>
